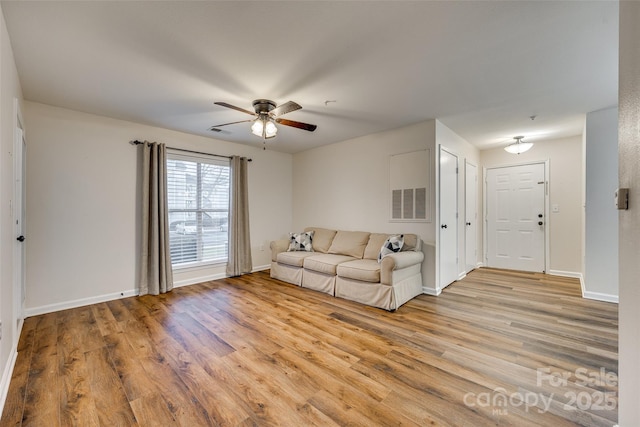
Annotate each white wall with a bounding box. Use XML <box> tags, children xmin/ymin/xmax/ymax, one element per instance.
<box><xmin>618</xmin><ymin>1</ymin><xmax>640</xmax><ymax>423</ymax></box>
<box><xmin>480</xmin><ymin>136</ymin><xmax>584</xmax><ymax>276</ymax></box>
<box><xmin>435</xmin><ymin>120</ymin><xmax>481</xmax><ymax>283</ymax></box>
<box><xmin>0</xmin><ymin>2</ymin><xmax>24</xmax><ymax>410</ymax></box>
<box><xmin>292</xmin><ymin>120</ymin><xmax>437</xmax><ymax>290</ymax></box>
<box><xmin>584</xmin><ymin>106</ymin><xmax>618</xmax><ymax>302</ymax></box>
<box><xmin>23</xmin><ymin>102</ymin><xmax>292</xmax><ymax>314</ymax></box>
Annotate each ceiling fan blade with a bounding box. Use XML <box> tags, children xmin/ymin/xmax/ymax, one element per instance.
<box><xmin>270</xmin><ymin>101</ymin><xmax>302</xmax><ymax>117</ymax></box>
<box><xmin>214</xmin><ymin>102</ymin><xmax>257</xmax><ymax>116</ymax></box>
<box><xmin>209</xmin><ymin>119</ymin><xmax>254</xmax><ymax>131</ymax></box>
<box><xmin>275</xmin><ymin>118</ymin><xmax>317</xmax><ymax>132</ymax></box>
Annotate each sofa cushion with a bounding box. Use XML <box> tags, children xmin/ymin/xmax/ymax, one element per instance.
<box><xmin>363</xmin><ymin>233</ymin><xmax>390</xmax><ymax>260</ymax></box>
<box><xmin>277</xmin><ymin>251</ymin><xmax>318</xmax><ymax>267</ymax></box>
<box><xmin>378</xmin><ymin>234</ymin><xmax>404</xmax><ymax>262</ymax></box>
<box><xmin>401</xmin><ymin>234</ymin><xmax>419</xmax><ymax>252</ymax></box>
<box><xmin>328</xmin><ymin>231</ymin><xmax>370</xmax><ymax>258</ymax></box>
<box><xmin>303</xmin><ymin>254</ymin><xmax>356</xmax><ymax>275</ymax></box>
<box><xmin>288</xmin><ymin>231</ymin><xmax>314</xmax><ymax>252</ymax></box>
<box><xmin>337</xmin><ymin>259</ymin><xmax>381</xmax><ymax>283</ymax></box>
<box><xmin>304</xmin><ymin>227</ymin><xmax>337</xmax><ymax>253</ymax></box>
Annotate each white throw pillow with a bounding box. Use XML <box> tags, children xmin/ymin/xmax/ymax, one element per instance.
<box><xmin>378</xmin><ymin>234</ymin><xmax>404</xmax><ymax>263</ymax></box>
<box><xmin>288</xmin><ymin>231</ymin><xmax>315</xmax><ymax>252</ymax></box>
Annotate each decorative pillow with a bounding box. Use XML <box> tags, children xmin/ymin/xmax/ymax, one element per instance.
<box><xmin>304</xmin><ymin>227</ymin><xmax>337</xmax><ymax>253</ymax></box>
<box><xmin>378</xmin><ymin>234</ymin><xmax>404</xmax><ymax>263</ymax></box>
<box><xmin>288</xmin><ymin>231</ymin><xmax>314</xmax><ymax>252</ymax></box>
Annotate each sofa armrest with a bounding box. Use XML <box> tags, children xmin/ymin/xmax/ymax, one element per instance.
<box><xmin>380</xmin><ymin>251</ymin><xmax>424</xmax><ymax>285</ymax></box>
<box><xmin>270</xmin><ymin>239</ymin><xmax>290</xmax><ymax>262</ymax></box>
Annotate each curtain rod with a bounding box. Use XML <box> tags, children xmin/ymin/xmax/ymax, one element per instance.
<box><xmin>130</xmin><ymin>140</ymin><xmax>252</xmax><ymax>162</ymax></box>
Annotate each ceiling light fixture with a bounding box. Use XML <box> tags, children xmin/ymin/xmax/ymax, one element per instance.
<box><xmin>250</xmin><ymin>115</ymin><xmax>277</xmax><ymax>139</ymax></box>
<box><xmin>504</xmin><ymin>136</ymin><xmax>533</xmax><ymax>154</ymax></box>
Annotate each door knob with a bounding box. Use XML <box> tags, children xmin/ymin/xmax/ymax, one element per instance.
<box><xmin>538</xmin><ymin>221</ymin><xmax>543</xmax><ymax>226</ymax></box>
<box><xmin>538</xmin><ymin>214</ymin><xmax>543</xmax><ymax>218</ymax></box>
<box><xmin>466</xmin><ymin>222</ymin><xmax>471</xmax><ymax>226</ymax></box>
<box><xmin>16</xmin><ymin>235</ymin><xmax>25</xmax><ymax>242</ymax></box>
<box><xmin>441</xmin><ymin>224</ymin><xmax>448</xmax><ymax>229</ymax></box>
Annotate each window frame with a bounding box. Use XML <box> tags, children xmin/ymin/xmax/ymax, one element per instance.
<box><xmin>166</xmin><ymin>150</ymin><xmax>230</xmax><ymax>270</ymax></box>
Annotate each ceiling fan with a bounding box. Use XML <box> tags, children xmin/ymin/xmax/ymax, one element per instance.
<box><xmin>209</xmin><ymin>99</ymin><xmax>317</xmax><ymax>140</ymax></box>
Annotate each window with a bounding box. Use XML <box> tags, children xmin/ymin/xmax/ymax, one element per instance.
<box><xmin>166</xmin><ymin>151</ymin><xmax>230</xmax><ymax>268</ymax></box>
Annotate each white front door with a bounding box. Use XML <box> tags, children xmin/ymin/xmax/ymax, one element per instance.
<box><xmin>439</xmin><ymin>147</ymin><xmax>458</xmax><ymax>289</ymax></box>
<box><xmin>465</xmin><ymin>162</ymin><xmax>477</xmax><ymax>273</ymax></box>
<box><xmin>486</xmin><ymin>163</ymin><xmax>546</xmax><ymax>272</ymax></box>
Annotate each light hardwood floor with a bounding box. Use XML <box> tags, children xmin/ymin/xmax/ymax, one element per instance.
<box><xmin>1</xmin><ymin>268</ymin><xmax>618</xmax><ymax>426</ymax></box>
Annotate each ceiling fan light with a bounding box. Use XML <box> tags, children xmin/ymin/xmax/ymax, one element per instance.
<box><xmin>265</xmin><ymin>120</ymin><xmax>277</xmax><ymax>138</ymax></box>
<box><xmin>504</xmin><ymin>136</ymin><xmax>533</xmax><ymax>154</ymax></box>
<box><xmin>251</xmin><ymin>119</ymin><xmax>263</xmax><ymax>137</ymax></box>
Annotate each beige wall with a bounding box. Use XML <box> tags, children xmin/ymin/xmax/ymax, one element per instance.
<box><xmin>0</xmin><ymin>3</ymin><xmax>24</xmax><ymax>406</ymax></box>
<box><xmin>480</xmin><ymin>136</ymin><xmax>583</xmax><ymax>275</ymax></box>
<box><xmin>584</xmin><ymin>106</ymin><xmax>618</xmax><ymax>301</ymax></box>
<box><xmin>290</xmin><ymin>119</ymin><xmax>481</xmax><ymax>293</ymax></box>
<box><xmin>618</xmin><ymin>1</ymin><xmax>640</xmax><ymax>423</ymax></box>
<box><xmin>23</xmin><ymin>102</ymin><xmax>293</xmax><ymax>314</ymax></box>
<box><xmin>292</xmin><ymin>119</ymin><xmax>437</xmax><ymax>290</ymax></box>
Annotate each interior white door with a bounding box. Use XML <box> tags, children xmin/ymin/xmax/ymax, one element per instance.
<box><xmin>14</xmin><ymin>126</ymin><xmax>26</xmax><ymax>336</ymax></box>
<box><xmin>439</xmin><ymin>148</ymin><xmax>458</xmax><ymax>289</ymax></box>
<box><xmin>465</xmin><ymin>162</ymin><xmax>477</xmax><ymax>273</ymax></box>
<box><xmin>486</xmin><ymin>163</ymin><xmax>545</xmax><ymax>272</ymax></box>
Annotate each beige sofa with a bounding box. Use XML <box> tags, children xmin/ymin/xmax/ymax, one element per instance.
<box><xmin>270</xmin><ymin>227</ymin><xmax>424</xmax><ymax>311</ymax></box>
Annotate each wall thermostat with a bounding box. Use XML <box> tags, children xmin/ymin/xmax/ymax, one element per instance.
<box><xmin>615</xmin><ymin>188</ymin><xmax>629</xmax><ymax>210</ymax></box>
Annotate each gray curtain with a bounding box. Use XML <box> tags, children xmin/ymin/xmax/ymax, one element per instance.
<box><xmin>139</xmin><ymin>141</ymin><xmax>173</xmax><ymax>295</ymax></box>
<box><xmin>226</xmin><ymin>156</ymin><xmax>253</xmax><ymax>276</ymax></box>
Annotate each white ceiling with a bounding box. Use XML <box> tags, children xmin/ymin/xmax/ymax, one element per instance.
<box><xmin>1</xmin><ymin>1</ymin><xmax>618</xmax><ymax>154</ymax></box>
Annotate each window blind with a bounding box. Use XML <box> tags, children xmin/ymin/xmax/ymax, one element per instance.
<box><xmin>166</xmin><ymin>151</ymin><xmax>230</xmax><ymax>268</ymax></box>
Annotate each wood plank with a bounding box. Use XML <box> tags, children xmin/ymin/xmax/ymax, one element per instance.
<box><xmin>85</xmin><ymin>347</ymin><xmax>137</xmax><ymax>425</ymax></box>
<box><xmin>58</xmin><ymin>341</ymin><xmax>101</xmax><ymax>426</ymax></box>
<box><xmin>103</xmin><ymin>331</ymin><xmax>158</xmax><ymax>402</ymax></box>
<box><xmin>91</xmin><ymin>302</ymin><xmax>123</xmax><ymax>336</ymax></box>
<box><xmin>129</xmin><ymin>393</ymin><xmax>177</xmax><ymax>426</ymax></box>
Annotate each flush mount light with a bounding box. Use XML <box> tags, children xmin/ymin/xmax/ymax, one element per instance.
<box><xmin>504</xmin><ymin>136</ymin><xmax>533</xmax><ymax>154</ymax></box>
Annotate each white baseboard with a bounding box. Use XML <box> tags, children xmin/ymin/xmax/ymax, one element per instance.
<box><xmin>422</xmin><ymin>286</ymin><xmax>441</xmax><ymax>296</ymax></box>
<box><xmin>548</xmin><ymin>269</ymin><xmax>583</xmax><ymax>279</ymax></box>
<box><xmin>547</xmin><ymin>270</ymin><xmax>619</xmax><ymax>304</ymax></box>
<box><xmin>26</xmin><ymin>266</ymin><xmax>273</xmax><ymax>316</ymax></box>
<box><xmin>174</xmin><ymin>264</ymin><xmax>269</xmax><ymax>288</ymax></box>
<box><xmin>0</xmin><ymin>344</ymin><xmax>18</xmax><ymax>416</ymax></box>
<box><xmin>173</xmin><ymin>273</ymin><xmax>226</xmax><ymax>288</ymax></box>
<box><xmin>583</xmin><ymin>291</ymin><xmax>619</xmax><ymax>304</ymax></box>
<box><xmin>24</xmin><ymin>289</ymin><xmax>138</xmax><ymax>318</ymax></box>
